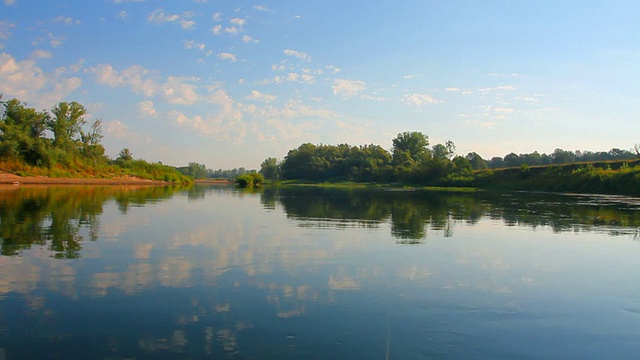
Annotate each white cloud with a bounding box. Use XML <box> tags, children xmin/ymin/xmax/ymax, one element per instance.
<box><xmin>445</xmin><ymin>87</ymin><xmax>460</xmax><ymax>92</ymax></box>
<box><xmin>325</xmin><ymin>65</ymin><xmax>341</xmax><ymax>74</ymax></box>
<box><xmin>251</xmin><ymin>101</ymin><xmax>339</xmax><ymax>143</ymax></box>
<box><xmin>0</xmin><ymin>21</ymin><xmax>14</xmax><ymax>41</ymax></box>
<box><xmin>242</xmin><ymin>35</ymin><xmax>258</xmax><ymax>43</ymax></box>
<box><xmin>118</xmin><ymin>11</ymin><xmax>128</xmax><ymax>19</ymax></box>
<box><xmin>180</xmin><ymin>20</ymin><xmax>195</xmax><ymax>30</ymax></box>
<box><xmin>147</xmin><ymin>9</ymin><xmax>195</xmax><ymax>30</ymax></box>
<box><xmin>286</xmin><ymin>73</ymin><xmax>298</xmax><ymax>82</ymax></box>
<box><xmin>230</xmin><ymin>18</ymin><xmax>245</xmax><ymax>27</ymax></box>
<box><xmin>138</xmin><ymin>100</ymin><xmax>157</xmax><ymax>117</ymax></box>
<box><xmin>88</xmin><ymin>64</ymin><xmax>160</xmax><ymax>96</ymax></box>
<box><xmin>88</xmin><ymin>64</ymin><xmax>159</xmax><ymax>97</ymax></box>
<box><xmin>300</xmin><ymin>74</ymin><xmax>315</xmax><ymax>84</ymax></box>
<box><xmin>212</xmin><ymin>12</ymin><xmax>222</xmax><ymax>21</ymax></box>
<box><xmin>218</xmin><ymin>52</ymin><xmax>236</xmax><ymax>62</ymax></box>
<box><xmin>54</xmin><ymin>16</ymin><xmax>81</xmax><ymax>25</ymax></box>
<box><xmin>4</xmin><ymin>0</ymin><xmax>15</xmax><ymax>5</ymax></box>
<box><xmin>464</xmin><ymin>120</ymin><xmax>495</xmax><ymax>129</ymax></box>
<box><xmin>0</xmin><ymin>52</ymin><xmax>81</xmax><ymax>106</ymax></box>
<box><xmin>254</xmin><ymin>5</ymin><xmax>267</xmax><ymax>11</ymax></box>
<box><xmin>169</xmin><ymin>89</ymin><xmax>246</xmax><ymax>142</ymax></box>
<box><xmin>332</xmin><ymin>79</ymin><xmax>366</xmax><ymax>97</ymax></box>
<box><xmin>211</xmin><ymin>24</ymin><xmax>222</xmax><ymax>35</ymax></box>
<box><xmin>224</xmin><ymin>26</ymin><xmax>238</xmax><ymax>34</ymax></box>
<box><xmin>283</xmin><ymin>49</ymin><xmax>311</xmax><ymax>62</ymax></box>
<box><xmin>31</xmin><ymin>32</ymin><xmax>66</xmax><ymax>48</ymax></box>
<box><xmin>244</xmin><ymin>90</ymin><xmax>275</xmax><ymax>103</ymax></box>
<box><xmin>259</xmin><ymin>100</ymin><xmax>336</xmax><ymax>120</ymax></box>
<box><xmin>478</xmin><ymin>85</ymin><xmax>516</xmax><ymax>94</ymax></box>
<box><xmin>163</xmin><ymin>76</ymin><xmax>199</xmax><ymax>105</ymax></box>
<box><xmin>402</xmin><ymin>93</ymin><xmax>441</xmax><ymax>107</ymax></box>
<box><xmin>31</xmin><ymin>50</ymin><xmax>52</xmax><ymax>59</ymax></box>
<box><xmin>183</xmin><ymin>39</ymin><xmax>205</xmax><ymax>50</ymax></box>
<box><xmin>105</xmin><ymin>120</ymin><xmax>129</xmax><ymax>137</ymax></box>
<box><xmin>104</xmin><ymin>120</ymin><xmax>149</xmax><ymax>145</ymax></box>
<box><xmin>494</xmin><ymin>107</ymin><xmax>514</xmax><ymax>114</ymax></box>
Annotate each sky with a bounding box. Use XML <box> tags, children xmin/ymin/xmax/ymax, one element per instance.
<box><xmin>1</xmin><ymin>1</ymin><xmax>639</xmax><ymax>169</ymax></box>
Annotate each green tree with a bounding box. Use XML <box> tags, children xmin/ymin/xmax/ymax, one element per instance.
<box><xmin>184</xmin><ymin>162</ymin><xmax>207</xmax><ymax>179</ymax></box>
<box><xmin>260</xmin><ymin>157</ymin><xmax>280</xmax><ymax>181</ymax></box>
<box><xmin>391</xmin><ymin>131</ymin><xmax>430</xmax><ymax>166</ymax></box>
<box><xmin>117</xmin><ymin>148</ymin><xmax>133</xmax><ymax>161</ymax></box>
<box><xmin>432</xmin><ymin>141</ymin><xmax>456</xmax><ymax>161</ymax></box>
<box><xmin>47</xmin><ymin>101</ymin><xmax>87</xmax><ymax>149</ymax></box>
<box><xmin>0</xmin><ymin>98</ymin><xmax>52</xmax><ymax>166</ymax></box>
<box><xmin>79</xmin><ymin>119</ymin><xmax>105</xmax><ymax>160</ymax></box>
<box><xmin>236</xmin><ymin>172</ymin><xmax>264</xmax><ymax>188</ymax></box>
<box><xmin>465</xmin><ymin>152</ymin><xmax>488</xmax><ymax>170</ymax></box>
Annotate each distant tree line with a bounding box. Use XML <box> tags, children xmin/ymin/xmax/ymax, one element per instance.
<box><xmin>175</xmin><ymin>163</ymin><xmax>261</xmax><ymax>180</ymax></box>
<box><xmin>259</xmin><ymin>131</ymin><xmax>639</xmax><ymax>185</ymax></box>
<box><xmin>260</xmin><ymin>131</ymin><xmax>473</xmax><ymax>184</ymax></box>
<box><xmin>476</xmin><ymin>148</ymin><xmax>637</xmax><ymax>170</ymax></box>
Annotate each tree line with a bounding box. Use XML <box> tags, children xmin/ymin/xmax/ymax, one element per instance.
<box><xmin>176</xmin><ymin>163</ymin><xmax>259</xmax><ymax>180</ymax></box>
<box><xmin>477</xmin><ymin>148</ymin><xmax>637</xmax><ymax>169</ymax></box>
<box><xmin>259</xmin><ymin>131</ymin><xmax>639</xmax><ymax>185</ymax></box>
<box><xmin>260</xmin><ymin>131</ymin><xmax>473</xmax><ymax>184</ymax></box>
<box><xmin>0</xmin><ymin>97</ymin><xmax>190</xmax><ymax>183</ymax></box>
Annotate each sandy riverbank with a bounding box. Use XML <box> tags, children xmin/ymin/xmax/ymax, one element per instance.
<box><xmin>0</xmin><ymin>172</ymin><xmax>171</xmax><ymax>185</ymax></box>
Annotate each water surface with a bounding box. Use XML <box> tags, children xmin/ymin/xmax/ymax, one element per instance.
<box><xmin>1</xmin><ymin>185</ymin><xmax>640</xmax><ymax>359</ymax></box>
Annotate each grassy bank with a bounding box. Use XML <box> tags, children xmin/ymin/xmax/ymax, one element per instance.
<box><xmin>269</xmin><ymin>180</ymin><xmax>479</xmax><ymax>192</ymax></box>
<box><xmin>469</xmin><ymin>159</ymin><xmax>640</xmax><ymax>196</ymax></box>
<box><xmin>271</xmin><ymin>159</ymin><xmax>640</xmax><ymax>197</ymax></box>
<box><xmin>0</xmin><ymin>158</ymin><xmax>192</xmax><ymax>184</ymax></box>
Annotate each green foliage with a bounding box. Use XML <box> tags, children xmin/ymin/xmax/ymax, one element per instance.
<box><xmin>392</xmin><ymin>131</ymin><xmax>430</xmax><ymax>165</ymax></box>
<box><xmin>207</xmin><ymin>167</ymin><xmax>255</xmax><ymax>179</ymax></box>
<box><xmin>177</xmin><ymin>162</ymin><xmax>208</xmax><ymax>179</ymax></box>
<box><xmin>260</xmin><ymin>157</ymin><xmax>280</xmax><ymax>181</ymax></box>
<box><xmin>472</xmin><ymin>160</ymin><xmax>640</xmax><ymax>196</ymax></box>
<box><xmin>236</xmin><ymin>172</ymin><xmax>264</xmax><ymax>188</ymax></box>
<box><xmin>117</xmin><ymin>148</ymin><xmax>133</xmax><ymax>162</ymax></box>
<box><xmin>276</xmin><ymin>133</ymin><xmax>459</xmax><ymax>185</ymax></box>
<box><xmin>0</xmin><ymin>98</ymin><xmax>189</xmax><ymax>183</ymax></box>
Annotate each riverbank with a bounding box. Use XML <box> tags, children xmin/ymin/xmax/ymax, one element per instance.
<box><xmin>0</xmin><ymin>172</ymin><xmax>171</xmax><ymax>185</ymax></box>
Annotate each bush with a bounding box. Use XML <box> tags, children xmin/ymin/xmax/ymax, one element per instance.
<box><xmin>236</xmin><ymin>172</ymin><xmax>264</xmax><ymax>188</ymax></box>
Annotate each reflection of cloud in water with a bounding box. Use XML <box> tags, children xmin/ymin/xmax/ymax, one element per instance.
<box><xmin>329</xmin><ymin>276</ymin><xmax>360</xmax><ymax>290</ymax></box>
<box><xmin>134</xmin><ymin>243</ymin><xmax>153</xmax><ymax>260</ymax></box>
<box><xmin>138</xmin><ymin>330</ymin><xmax>189</xmax><ymax>354</ymax></box>
<box><xmin>214</xmin><ymin>303</ymin><xmax>231</xmax><ymax>312</ymax></box>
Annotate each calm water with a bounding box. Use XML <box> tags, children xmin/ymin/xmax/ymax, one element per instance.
<box><xmin>1</xmin><ymin>185</ymin><xmax>640</xmax><ymax>359</ymax></box>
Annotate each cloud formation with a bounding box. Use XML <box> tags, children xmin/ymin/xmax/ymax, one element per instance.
<box><xmin>283</xmin><ymin>49</ymin><xmax>311</xmax><ymax>62</ymax></box>
<box><xmin>332</xmin><ymin>79</ymin><xmax>366</xmax><ymax>98</ymax></box>
<box><xmin>147</xmin><ymin>9</ymin><xmax>195</xmax><ymax>30</ymax></box>
<box><xmin>402</xmin><ymin>93</ymin><xmax>441</xmax><ymax>108</ymax></box>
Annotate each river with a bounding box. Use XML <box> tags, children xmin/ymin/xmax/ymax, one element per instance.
<box><xmin>1</xmin><ymin>184</ymin><xmax>639</xmax><ymax>359</ymax></box>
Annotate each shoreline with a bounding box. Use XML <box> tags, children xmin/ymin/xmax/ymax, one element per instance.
<box><xmin>0</xmin><ymin>172</ymin><xmax>172</xmax><ymax>185</ymax></box>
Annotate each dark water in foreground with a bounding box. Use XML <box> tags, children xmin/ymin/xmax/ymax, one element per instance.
<box><xmin>1</xmin><ymin>184</ymin><xmax>640</xmax><ymax>359</ymax></box>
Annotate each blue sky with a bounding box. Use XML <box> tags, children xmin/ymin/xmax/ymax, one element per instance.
<box><xmin>1</xmin><ymin>0</ymin><xmax>639</xmax><ymax>168</ymax></box>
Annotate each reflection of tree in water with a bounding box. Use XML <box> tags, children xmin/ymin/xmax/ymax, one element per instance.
<box><xmin>271</xmin><ymin>187</ymin><xmax>479</xmax><ymax>243</ymax></box>
<box><xmin>271</xmin><ymin>187</ymin><xmax>640</xmax><ymax>242</ymax></box>
<box><xmin>0</xmin><ymin>185</ymin><xmax>184</xmax><ymax>258</ymax></box>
